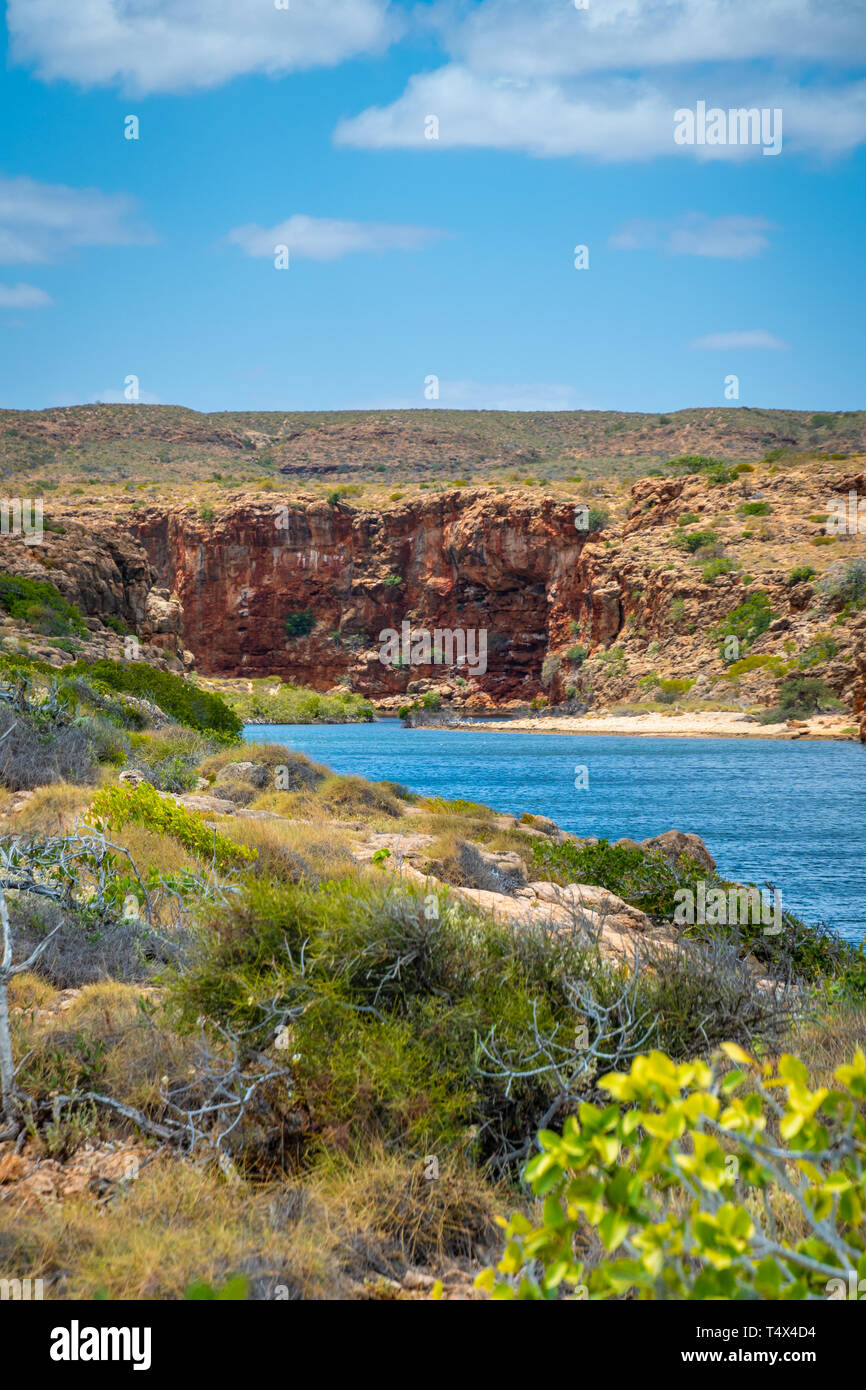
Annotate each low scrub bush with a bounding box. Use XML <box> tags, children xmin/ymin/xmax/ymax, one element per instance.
<box><xmin>714</xmin><ymin>591</ymin><xmax>775</xmax><ymax>660</ymax></box>
<box><xmin>531</xmin><ymin>838</ymin><xmax>709</xmax><ymax>920</ymax></box>
<box><xmin>216</xmin><ymin>679</ymin><xmax>373</xmax><ymax>724</ymax></box>
<box><xmin>0</xmin><ymin>704</ymin><xmax>96</xmax><ymax>790</ymax></box>
<box><xmin>0</xmin><ymin>572</ymin><xmax>88</xmax><ymax>638</ymax></box>
<box><xmin>818</xmin><ymin>558</ymin><xmax>866</xmax><ymax>610</ymax></box>
<box><xmin>285</xmin><ymin>610</ymin><xmax>316</xmax><ymax>639</ymax></box>
<box><xmin>701</xmin><ymin>557</ymin><xmax>736</xmax><ymax>582</ymax></box>
<box><xmin>69</xmin><ymin>660</ymin><xmax>242</xmax><ymax>737</ymax></box>
<box><xmin>756</xmin><ymin>676</ymin><xmax>844</xmax><ymax>724</ymax></box>
<box><xmin>675</xmin><ymin>529</ymin><xmax>718</xmax><ymax>554</ymax></box>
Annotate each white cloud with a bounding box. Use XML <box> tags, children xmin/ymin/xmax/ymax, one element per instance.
<box><xmin>0</xmin><ymin>174</ymin><xmax>152</xmax><ymax>264</ymax></box>
<box><xmin>336</xmin><ymin>67</ymin><xmax>678</xmax><ymax>159</ymax></box>
<box><xmin>611</xmin><ymin>214</ymin><xmax>775</xmax><ymax>259</ymax></box>
<box><xmin>437</xmin><ymin>0</ymin><xmax>866</xmax><ymax>79</ymax></box>
<box><xmin>8</xmin><ymin>0</ymin><xmax>398</xmax><ymax>94</ymax></box>
<box><xmin>689</xmin><ymin>330</ymin><xmax>789</xmax><ymax>350</ymax></box>
<box><xmin>0</xmin><ymin>282</ymin><xmax>53</xmax><ymax>308</ymax></box>
<box><xmin>226</xmin><ymin>214</ymin><xmax>447</xmax><ymax>261</ymax></box>
<box><xmin>336</xmin><ymin>66</ymin><xmax>866</xmax><ymax>160</ymax></box>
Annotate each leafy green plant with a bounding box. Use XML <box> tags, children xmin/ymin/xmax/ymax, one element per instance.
<box><xmin>701</xmin><ymin>557</ymin><xmax>736</xmax><ymax>583</ymax></box>
<box><xmin>285</xmin><ymin>610</ymin><xmax>316</xmax><ymax>639</ymax></box>
<box><xmin>789</xmin><ymin>566</ymin><xmax>816</xmax><ymax>585</ymax></box>
<box><xmin>89</xmin><ymin>783</ymin><xmax>256</xmax><ymax>870</ymax></box>
<box><xmin>216</xmin><ymin>679</ymin><xmax>373</xmax><ymax>725</ymax></box>
<box><xmin>480</xmin><ymin>1045</ymin><xmax>866</xmax><ymax>1301</ymax></box>
<box><xmin>738</xmin><ymin>501</ymin><xmax>772</xmax><ymax>516</ymax></box>
<box><xmin>756</xmin><ymin>676</ymin><xmax>844</xmax><ymax>724</ymax></box>
<box><xmin>714</xmin><ymin>591</ymin><xmax>775</xmax><ymax>660</ymax></box>
<box><xmin>818</xmin><ymin>560</ymin><xmax>866</xmax><ymax>610</ymax></box>
<box><xmin>675</xmin><ymin>529</ymin><xmax>718</xmax><ymax>554</ymax></box>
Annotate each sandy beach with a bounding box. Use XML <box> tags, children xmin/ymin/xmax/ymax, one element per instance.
<box><xmin>435</xmin><ymin>711</ymin><xmax>860</xmax><ymax>740</ymax></box>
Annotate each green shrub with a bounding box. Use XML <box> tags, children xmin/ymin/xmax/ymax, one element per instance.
<box><xmin>565</xmin><ymin>644</ymin><xmax>587</xmax><ymax>665</ymax></box>
<box><xmin>675</xmin><ymin>529</ymin><xmax>718</xmax><ymax>554</ymax></box>
<box><xmin>818</xmin><ymin>559</ymin><xmax>866</xmax><ymax>609</ymax></box>
<box><xmin>67</xmin><ymin>660</ymin><xmax>242</xmax><ymax>737</ymax></box>
<box><xmin>702</xmin><ymin>557</ymin><xmax>736</xmax><ymax>582</ymax></box>
<box><xmin>169</xmin><ymin>876</ymin><xmax>629</xmax><ymax>1162</ymax></box>
<box><xmin>665</xmin><ymin>455</ymin><xmax>736</xmax><ymax>485</ymax></box>
<box><xmin>0</xmin><ymin>572</ymin><xmax>88</xmax><ymax>638</ymax></box>
<box><xmin>666</xmin><ymin>455</ymin><xmax>721</xmax><ymax>474</ymax></box>
<box><xmin>285</xmin><ymin>610</ymin><xmax>316</xmax><ymax>639</ymax></box>
<box><xmin>788</xmin><ymin>565</ymin><xmax>816</xmax><ymax>585</ymax></box>
<box><xmin>797</xmin><ymin>634</ymin><xmax>839</xmax><ymax>668</ymax></box>
<box><xmin>216</xmin><ymin>679</ymin><xmax>373</xmax><ymax>724</ymax></box>
<box><xmin>738</xmin><ymin>501</ymin><xmax>772</xmax><ymax>516</ymax></box>
<box><xmin>530</xmin><ymin>838</ymin><xmax>709</xmax><ymax>920</ymax></box>
<box><xmin>756</xmin><ymin>676</ymin><xmax>844</xmax><ymax>723</ymax></box>
<box><xmin>714</xmin><ymin>591</ymin><xmax>775</xmax><ymax>660</ymax></box>
<box><xmin>586</xmin><ymin>507</ymin><xmax>609</xmax><ymax>532</ymax></box>
<box><xmin>89</xmin><ymin>782</ymin><xmax>255</xmax><ymax>870</ymax></box>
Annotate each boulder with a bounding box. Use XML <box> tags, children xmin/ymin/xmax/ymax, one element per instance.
<box><xmin>215</xmin><ymin>761</ymin><xmax>270</xmax><ymax>789</ymax></box>
<box><xmin>176</xmin><ymin>793</ymin><xmax>238</xmax><ymax>816</ymax></box>
<box><xmin>460</xmin><ymin>844</ymin><xmax>527</xmax><ymax>893</ymax></box>
<box><xmin>640</xmin><ymin>829</ymin><xmax>716</xmax><ymax>873</ymax></box>
<box><xmin>118</xmin><ymin>770</ymin><xmax>147</xmax><ymax>787</ymax></box>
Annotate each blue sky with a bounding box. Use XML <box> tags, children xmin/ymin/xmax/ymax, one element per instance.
<box><xmin>0</xmin><ymin>0</ymin><xmax>864</xmax><ymax>414</ymax></box>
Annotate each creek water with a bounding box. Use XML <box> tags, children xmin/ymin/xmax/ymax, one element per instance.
<box><xmin>244</xmin><ymin>720</ymin><xmax>866</xmax><ymax>943</ymax></box>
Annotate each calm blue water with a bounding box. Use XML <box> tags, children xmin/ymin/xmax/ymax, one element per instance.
<box><xmin>244</xmin><ymin>722</ymin><xmax>866</xmax><ymax>944</ymax></box>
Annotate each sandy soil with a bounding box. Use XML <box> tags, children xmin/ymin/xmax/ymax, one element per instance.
<box><xmin>436</xmin><ymin>711</ymin><xmax>860</xmax><ymax>740</ymax></box>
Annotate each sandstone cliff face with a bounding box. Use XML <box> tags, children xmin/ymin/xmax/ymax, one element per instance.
<box><xmin>4</xmin><ymin>461</ymin><xmax>864</xmax><ymax>715</ymax></box>
<box><xmin>129</xmin><ymin>492</ymin><xmax>617</xmax><ymax>700</ymax></box>
<box><xmin>120</xmin><ymin>473</ymin><xmax>866</xmax><ymax>711</ymax></box>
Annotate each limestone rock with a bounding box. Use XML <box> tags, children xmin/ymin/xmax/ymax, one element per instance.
<box><xmin>640</xmin><ymin>829</ymin><xmax>716</xmax><ymax>873</ymax></box>
<box><xmin>215</xmin><ymin>761</ymin><xmax>270</xmax><ymax>789</ymax></box>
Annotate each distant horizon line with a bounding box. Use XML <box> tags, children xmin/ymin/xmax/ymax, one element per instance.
<box><xmin>1</xmin><ymin>403</ymin><xmax>862</xmax><ymax>419</ymax></box>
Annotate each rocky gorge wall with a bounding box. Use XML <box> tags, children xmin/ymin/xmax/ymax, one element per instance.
<box><xmin>127</xmin><ymin>492</ymin><xmax>621</xmax><ymax>702</ymax></box>
<box><xmin>4</xmin><ymin>471</ymin><xmax>865</xmax><ymax>730</ymax></box>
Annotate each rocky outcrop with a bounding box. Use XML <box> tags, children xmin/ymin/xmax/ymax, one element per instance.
<box><xmin>5</xmin><ymin>451</ymin><xmax>863</xmax><ymax>717</ymax></box>
<box><xmin>128</xmin><ymin>492</ymin><xmax>614</xmax><ymax>700</ymax></box>
<box><xmin>0</xmin><ymin>520</ymin><xmax>185</xmax><ymax>666</ymax></box>
<box><xmin>640</xmin><ymin>830</ymin><xmax>717</xmax><ymax>873</ymax></box>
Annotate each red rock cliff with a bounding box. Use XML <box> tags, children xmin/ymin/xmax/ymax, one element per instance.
<box><xmin>128</xmin><ymin>492</ymin><xmax>617</xmax><ymax>700</ymax></box>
